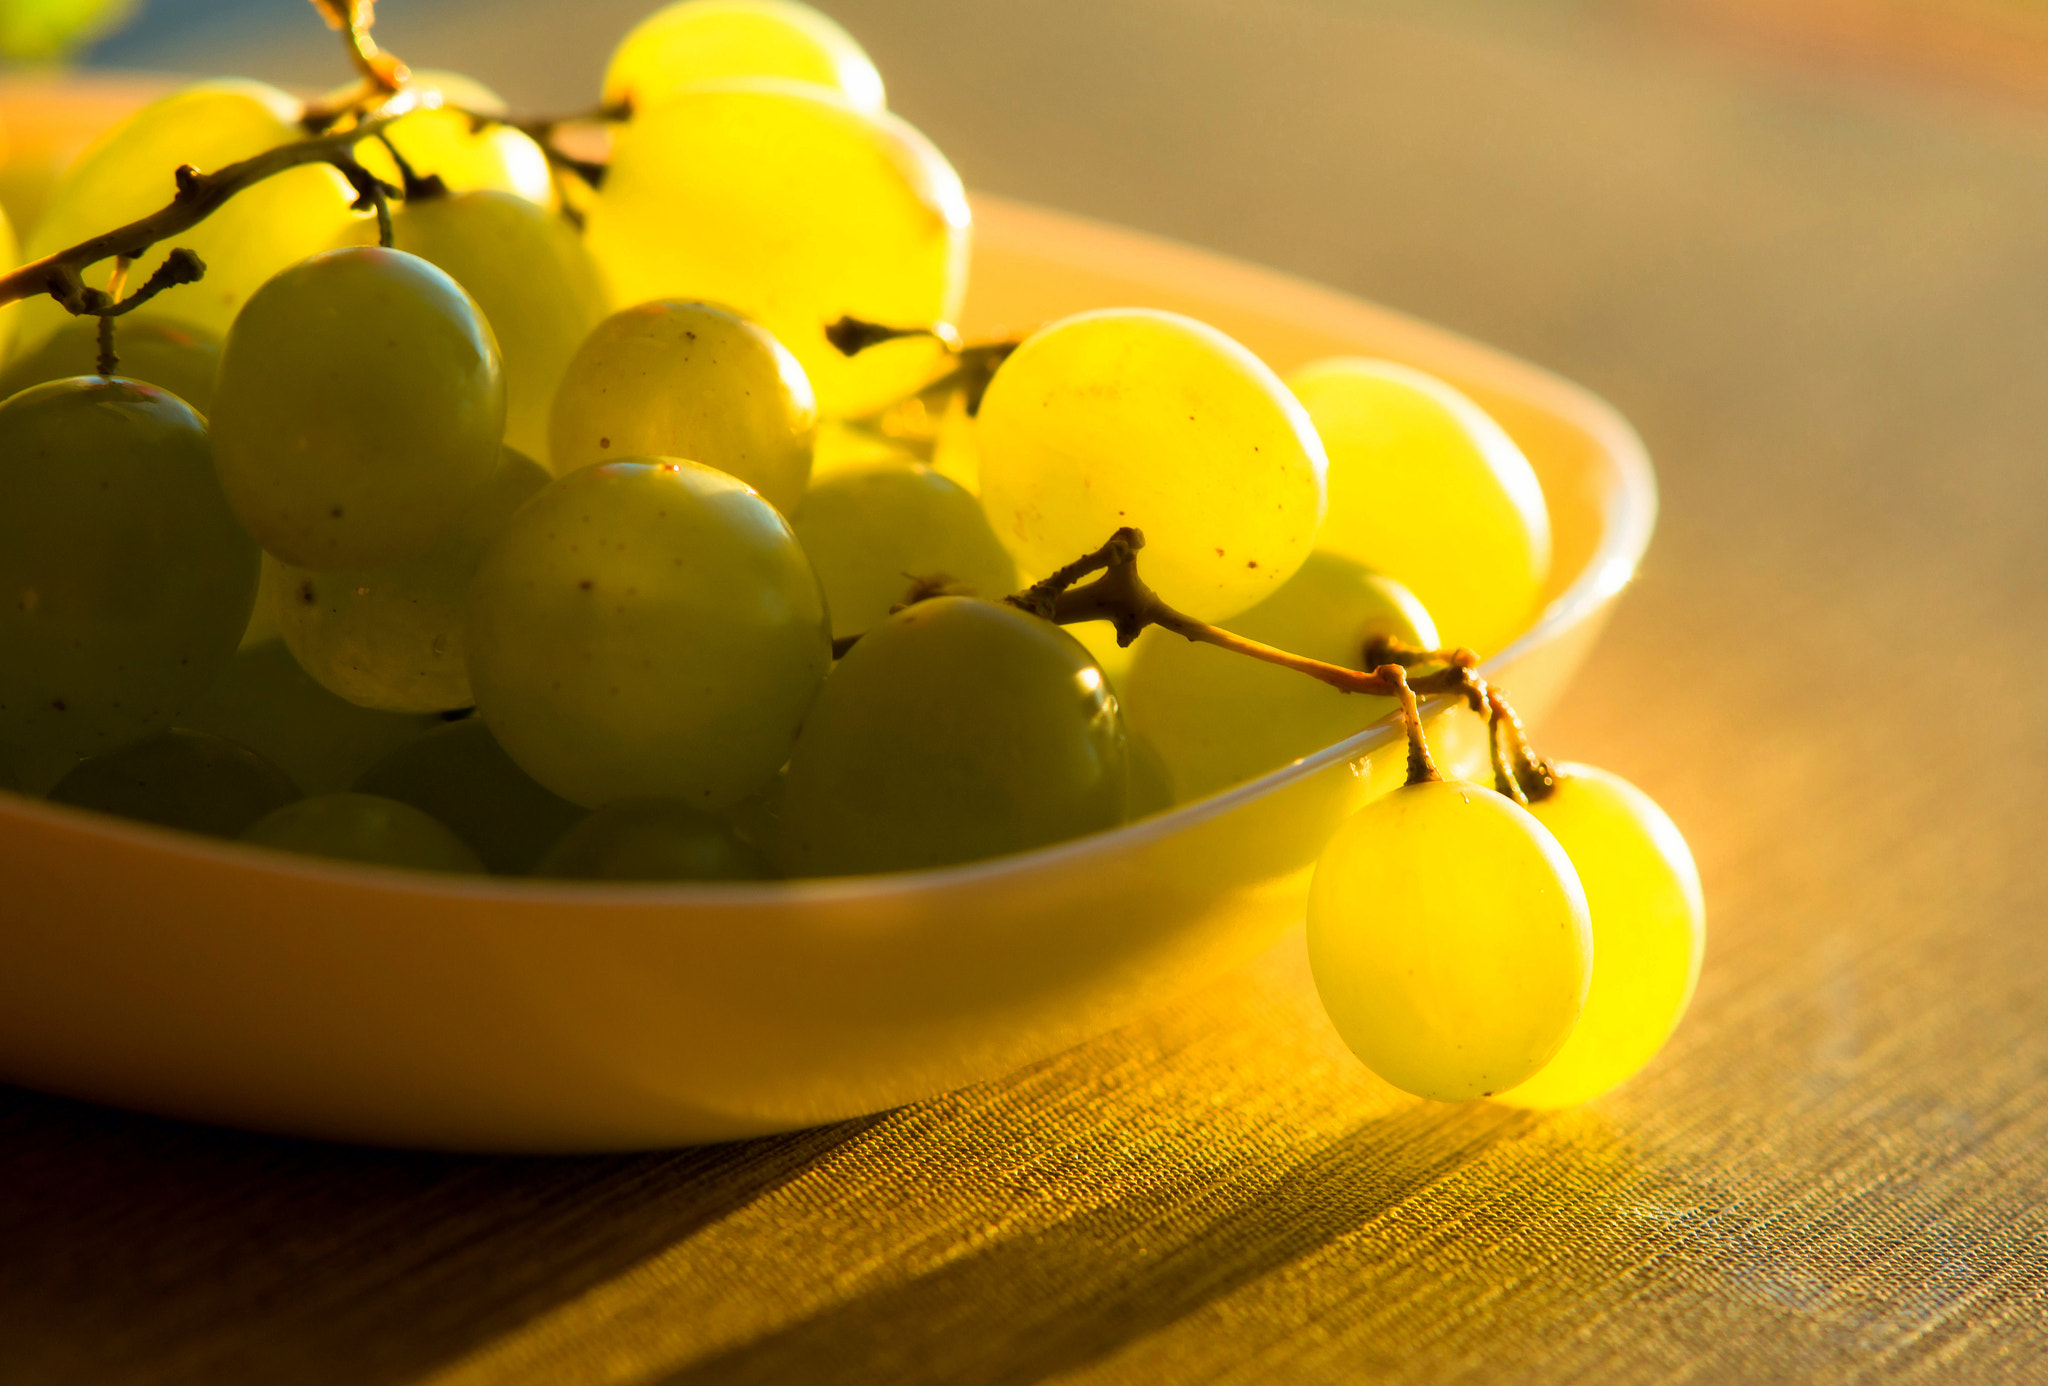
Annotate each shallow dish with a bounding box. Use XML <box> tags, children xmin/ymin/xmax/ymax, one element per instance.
<box><xmin>0</xmin><ymin>90</ymin><xmax>1652</xmax><ymax>1149</ymax></box>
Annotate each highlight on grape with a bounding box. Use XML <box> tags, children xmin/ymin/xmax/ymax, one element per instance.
<box><xmin>0</xmin><ymin>0</ymin><xmax>1703</xmax><ymax>1108</ymax></box>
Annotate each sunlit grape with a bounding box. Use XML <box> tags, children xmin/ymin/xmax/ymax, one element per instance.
<box><xmin>586</xmin><ymin>80</ymin><xmax>968</xmax><ymax>417</ymax></box>
<box><xmin>466</xmin><ymin>459</ymin><xmax>832</xmax><ymax>809</ymax></box>
<box><xmin>180</xmin><ymin>639</ymin><xmax>444</xmax><ymax>795</ymax></box>
<box><xmin>1124</xmin><ymin>553</ymin><xmax>1436</xmax><ymax>801</ymax></box>
<box><xmin>211</xmin><ymin>247</ymin><xmax>505</xmax><ymax>571</ymax></box>
<box><xmin>548</xmin><ymin>300</ymin><xmax>814</xmax><ymax>513</ymax></box>
<box><xmin>271</xmin><ymin>447</ymin><xmax>550</xmax><ymax>713</ymax></box>
<box><xmin>341</xmin><ymin>190</ymin><xmax>609</xmax><ymax>461</ymax></box>
<box><xmin>1308</xmin><ymin>779</ymin><xmax>1592</xmax><ymax>1101</ymax></box>
<box><xmin>780</xmin><ymin>597</ymin><xmax>1127</xmax><ymax>877</ymax></box>
<box><xmin>50</xmin><ymin>728</ymin><xmax>299</xmax><ymax>838</ymax></box>
<box><xmin>791</xmin><ymin>460</ymin><xmax>1015</xmax><ymax>639</ymax></box>
<box><xmin>1497</xmin><ymin>764</ymin><xmax>1705</xmax><ymax>1108</ymax></box>
<box><xmin>977</xmin><ymin>308</ymin><xmax>1327</xmax><ymax>623</ymax></box>
<box><xmin>0</xmin><ymin>378</ymin><xmax>256</xmax><ymax>762</ymax></box>
<box><xmin>0</xmin><ymin>315</ymin><xmax>218</xmax><ymax>414</ymax></box>
<box><xmin>603</xmin><ymin>0</ymin><xmax>885</xmax><ymax>115</ymax></box>
<box><xmin>1288</xmin><ymin>358</ymin><xmax>1550</xmax><ymax>657</ymax></box>
<box><xmin>354</xmin><ymin>717</ymin><xmax>585</xmax><ymax>875</ymax></box>
<box><xmin>351</xmin><ymin>71</ymin><xmax>553</xmax><ymax>208</ymax></box>
<box><xmin>534</xmin><ymin>799</ymin><xmax>771</xmax><ymax>881</ymax></box>
<box><xmin>241</xmin><ymin>792</ymin><xmax>482</xmax><ymax>873</ymax></box>
<box><xmin>14</xmin><ymin>80</ymin><xmax>360</xmax><ymax>358</ymax></box>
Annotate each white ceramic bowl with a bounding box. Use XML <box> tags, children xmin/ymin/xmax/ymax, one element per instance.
<box><xmin>0</xmin><ymin>127</ymin><xmax>1652</xmax><ymax>1148</ymax></box>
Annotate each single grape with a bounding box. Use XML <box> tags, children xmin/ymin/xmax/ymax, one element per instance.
<box><xmin>1288</xmin><ymin>358</ymin><xmax>1551</xmax><ymax>658</ymax></box>
<box><xmin>0</xmin><ymin>315</ymin><xmax>219</xmax><ymax>415</ymax></box>
<box><xmin>351</xmin><ymin>71</ymin><xmax>554</xmax><ymax>209</ymax></box>
<box><xmin>977</xmin><ymin>309</ymin><xmax>1327</xmax><ymax>623</ymax></box>
<box><xmin>1307</xmin><ymin>779</ymin><xmax>1592</xmax><ymax>1101</ymax></box>
<box><xmin>585</xmin><ymin>80</ymin><xmax>969</xmax><ymax>417</ymax></box>
<box><xmin>780</xmin><ymin>596</ymin><xmax>1127</xmax><ymax>877</ymax></box>
<box><xmin>270</xmin><ymin>447</ymin><xmax>550</xmax><ymax>714</ymax></box>
<box><xmin>466</xmin><ymin>459</ymin><xmax>832</xmax><ymax>810</ymax></box>
<box><xmin>548</xmin><ymin>300</ymin><xmax>814</xmax><ymax>513</ymax></box>
<box><xmin>353</xmin><ymin>717</ymin><xmax>585</xmax><ymax>875</ymax></box>
<box><xmin>50</xmin><ymin>728</ymin><xmax>299</xmax><ymax>838</ymax></box>
<box><xmin>14</xmin><ymin>80</ymin><xmax>360</xmax><ymax>358</ymax></box>
<box><xmin>1124</xmin><ymin>553</ymin><xmax>1437</xmax><ymax>801</ymax></box>
<box><xmin>210</xmin><ymin>247</ymin><xmax>505</xmax><ymax>571</ymax></box>
<box><xmin>241</xmin><ymin>792</ymin><xmax>483</xmax><ymax>874</ymax></box>
<box><xmin>0</xmin><ymin>378</ymin><xmax>256</xmax><ymax>762</ymax></box>
<box><xmin>1126</xmin><ymin>731</ymin><xmax>1176</xmax><ymax>821</ymax></box>
<box><xmin>1496</xmin><ymin>765</ymin><xmax>1705</xmax><ymax>1108</ymax></box>
<box><xmin>534</xmin><ymin>799</ymin><xmax>771</xmax><ymax>882</ymax></box>
<box><xmin>344</xmin><ymin>190</ymin><xmax>609</xmax><ymax>461</ymax></box>
<box><xmin>603</xmin><ymin>0</ymin><xmax>885</xmax><ymax>115</ymax></box>
<box><xmin>791</xmin><ymin>461</ymin><xmax>1016</xmax><ymax>640</ymax></box>
<box><xmin>179</xmin><ymin>640</ymin><xmax>445</xmax><ymax>795</ymax></box>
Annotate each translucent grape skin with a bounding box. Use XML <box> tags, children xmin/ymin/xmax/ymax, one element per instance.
<box><xmin>270</xmin><ymin>448</ymin><xmax>551</xmax><ymax>714</ymax></box>
<box><xmin>13</xmin><ymin>80</ymin><xmax>360</xmax><ymax>358</ymax></box>
<box><xmin>586</xmin><ymin>80</ymin><xmax>969</xmax><ymax>418</ymax></box>
<box><xmin>0</xmin><ymin>378</ymin><xmax>257</xmax><ymax>762</ymax></box>
<box><xmin>548</xmin><ymin>300</ymin><xmax>815</xmax><ymax>514</ymax></box>
<box><xmin>465</xmin><ymin>459</ymin><xmax>832</xmax><ymax>810</ymax></box>
<box><xmin>534</xmin><ymin>799</ymin><xmax>772</xmax><ymax>882</ymax></box>
<box><xmin>210</xmin><ymin>247</ymin><xmax>506</xmax><ymax>572</ymax></box>
<box><xmin>241</xmin><ymin>792</ymin><xmax>484</xmax><ymax>874</ymax></box>
<box><xmin>353</xmin><ymin>717</ymin><xmax>585</xmax><ymax>875</ymax></box>
<box><xmin>1497</xmin><ymin>765</ymin><xmax>1706</xmax><ymax>1108</ymax></box>
<box><xmin>1307</xmin><ymin>779</ymin><xmax>1593</xmax><ymax>1101</ymax></box>
<box><xmin>50</xmin><ymin>729</ymin><xmax>300</xmax><ymax>839</ymax></box>
<box><xmin>356</xmin><ymin>190</ymin><xmax>609</xmax><ymax>461</ymax></box>
<box><xmin>791</xmin><ymin>461</ymin><xmax>1017</xmax><ymax>640</ymax></box>
<box><xmin>1288</xmin><ymin>358</ymin><xmax>1551</xmax><ymax>658</ymax></box>
<box><xmin>0</xmin><ymin>316</ymin><xmax>219</xmax><ymax>415</ymax></box>
<box><xmin>780</xmin><ymin>597</ymin><xmax>1128</xmax><ymax>878</ymax></box>
<box><xmin>977</xmin><ymin>308</ymin><xmax>1329</xmax><ymax>624</ymax></box>
<box><xmin>351</xmin><ymin>71</ymin><xmax>554</xmax><ymax>209</ymax></box>
<box><xmin>180</xmin><ymin>640</ymin><xmax>445</xmax><ymax>795</ymax></box>
<box><xmin>602</xmin><ymin>0</ymin><xmax>886</xmax><ymax>116</ymax></box>
<box><xmin>1125</xmin><ymin>553</ymin><xmax>1438</xmax><ymax>802</ymax></box>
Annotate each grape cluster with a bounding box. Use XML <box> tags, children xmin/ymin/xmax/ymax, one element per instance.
<box><xmin>0</xmin><ymin>0</ymin><xmax>1704</xmax><ymax>1107</ymax></box>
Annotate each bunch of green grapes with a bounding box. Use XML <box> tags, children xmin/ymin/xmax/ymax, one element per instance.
<box><xmin>0</xmin><ymin>0</ymin><xmax>1706</xmax><ymax>1112</ymax></box>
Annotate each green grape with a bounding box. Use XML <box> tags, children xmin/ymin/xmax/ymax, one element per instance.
<box><xmin>548</xmin><ymin>300</ymin><xmax>814</xmax><ymax>513</ymax></box>
<box><xmin>0</xmin><ymin>0</ymin><xmax>136</xmax><ymax>62</ymax></box>
<box><xmin>1288</xmin><ymin>358</ymin><xmax>1551</xmax><ymax>658</ymax></box>
<box><xmin>791</xmin><ymin>461</ymin><xmax>1016</xmax><ymax>639</ymax></box>
<box><xmin>725</xmin><ymin>770</ymin><xmax>785</xmax><ymax>859</ymax></box>
<box><xmin>1125</xmin><ymin>731</ymin><xmax>1175</xmax><ymax>820</ymax></box>
<box><xmin>351</xmin><ymin>72</ymin><xmax>554</xmax><ymax>209</ymax></box>
<box><xmin>353</xmin><ymin>717</ymin><xmax>585</xmax><ymax>875</ymax></box>
<box><xmin>977</xmin><ymin>308</ymin><xmax>1327</xmax><ymax>624</ymax></box>
<box><xmin>241</xmin><ymin>792</ymin><xmax>483</xmax><ymax>874</ymax></box>
<box><xmin>534</xmin><ymin>799</ymin><xmax>771</xmax><ymax>881</ymax></box>
<box><xmin>50</xmin><ymin>728</ymin><xmax>299</xmax><ymax>838</ymax></box>
<box><xmin>239</xmin><ymin>559</ymin><xmax>282</xmax><ymax>650</ymax></box>
<box><xmin>1124</xmin><ymin>553</ymin><xmax>1437</xmax><ymax>801</ymax></box>
<box><xmin>211</xmin><ymin>247</ymin><xmax>505</xmax><ymax>571</ymax></box>
<box><xmin>1307</xmin><ymin>779</ymin><xmax>1593</xmax><ymax>1101</ymax></box>
<box><xmin>0</xmin><ymin>315</ymin><xmax>218</xmax><ymax>414</ymax></box>
<box><xmin>603</xmin><ymin>0</ymin><xmax>885</xmax><ymax>116</ymax></box>
<box><xmin>14</xmin><ymin>80</ymin><xmax>360</xmax><ymax>359</ymax></box>
<box><xmin>780</xmin><ymin>596</ymin><xmax>1127</xmax><ymax>877</ymax></box>
<box><xmin>586</xmin><ymin>80</ymin><xmax>969</xmax><ymax>418</ymax></box>
<box><xmin>1497</xmin><ymin>765</ymin><xmax>1705</xmax><ymax>1108</ymax></box>
<box><xmin>270</xmin><ymin>448</ymin><xmax>550</xmax><ymax>713</ymax></box>
<box><xmin>0</xmin><ymin>378</ymin><xmax>256</xmax><ymax>762</ymax></box>
<box><xmin>179</xmin><ymin>639</ymin><xmax>443</xmax><ymax>795</ymax></box>
<box><xmin>338</xmin><ymin>190</ymin><xmax>608</xmax><ymax>461</ymax></box>
<box><xmin>466</xmin><ymin>459</ymin><xmax>832</xmax><ymax>809</ymax></box>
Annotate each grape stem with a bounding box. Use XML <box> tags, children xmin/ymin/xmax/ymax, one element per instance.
<box><xmin>307</xmin><ymin>0</ymin><xmax>407</xmax><ymax>96</ymax></box>
<box><xmin>1486</xmin><ymin>685</ymin><xmax>1559</xmax><ymax>804</ymax></box>
<box><xmin>0</xmin><ymin>112</ymin><xmax>410</xmax><ymax>314</ymax></box>
<box><xmin>827</xmin><ymin>314</ymin><xmax>1021</xmax><ymax>416</ymax></box>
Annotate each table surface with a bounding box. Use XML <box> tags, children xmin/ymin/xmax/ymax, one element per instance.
<box><xmin>11</xmin><ymin>1</ymin><xmax>2048</xmax><ymax>1381</ymax></box>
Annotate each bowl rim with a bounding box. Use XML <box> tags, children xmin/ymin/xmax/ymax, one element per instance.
<box><xmin>0</xmin><ymin>204</ymin><xmax>1655</xmax><ymax>908</ymax></box>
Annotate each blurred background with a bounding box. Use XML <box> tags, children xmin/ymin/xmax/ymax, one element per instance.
<box><xmin>6</xmin><ymin>1</ymin><xmax>2048</xmax><ymax>1380</ymax></box>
